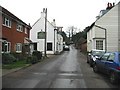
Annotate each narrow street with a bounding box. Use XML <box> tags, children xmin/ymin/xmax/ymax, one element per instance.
<box><xmin>2</xmin><ymin>45</ymin><xmax>120</xmax><ymax>88</ymax></box>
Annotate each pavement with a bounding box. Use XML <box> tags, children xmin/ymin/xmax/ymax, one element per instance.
<box><xmin>2</xmin><ymin>54</ymin><xmax>56</xmax><ymax>76</ymax></box>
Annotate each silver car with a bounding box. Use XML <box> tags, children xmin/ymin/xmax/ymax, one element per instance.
<box><xmin>87</xmin><ymin>49</ymin><xmax>105</xmax><ymax>67</ymax></box>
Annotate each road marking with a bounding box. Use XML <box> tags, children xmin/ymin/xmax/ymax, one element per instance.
<box><xmin>33</xmin><ymin>72</ymin><xmax>47</xmax><ymax>75</ymax></box>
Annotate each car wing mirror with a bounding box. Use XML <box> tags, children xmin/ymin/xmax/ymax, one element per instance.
<box><xmin>97</xmin><ymin>57</ymin><xmax>101</xmax><ymax>60</ymax></box>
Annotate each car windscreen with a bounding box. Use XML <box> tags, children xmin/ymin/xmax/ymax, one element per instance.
<box><xmin>92</xmin><ymin>51</ymin><xmax>105</xmax><ymax>56</ymax></box>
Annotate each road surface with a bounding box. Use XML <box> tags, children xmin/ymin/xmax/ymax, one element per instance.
<box><xmin>2</xmin><ymin>45</ymin><xmax>120</xmax><ymax>88</ymax></box>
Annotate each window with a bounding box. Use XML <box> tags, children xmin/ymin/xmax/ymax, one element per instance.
<box><xmin>2</xmin><ymin>41</ymin><xmax>11</xmax><ymax>53</ymax></box>
<box><xmin>96</xmin><ymin>40</ymin><xmax>103</xmax><ymax>50</ymax></box>
<box><xmin>16</xmin><ymin>43</ymin><xmax>22</xmax><ymax>53</ymax></box>
<box><xmin>3</xmin><ymin>16</ymin><xmax>11</xmax><ymax>28</ymax></box>
<box><xmin>17</xmin><ymin>24</ymin><xmax>23</xmax><ymax>32</ymax></box>
<box><xmin>47</xmin><ymin>43</ymin><xmax>52</xmax><ymax>51</ymax></box>
<box><xmin>108</xmin><ymin>53</ymin><xmax>115</xmax><ymax>61</ymax></box>
<box><xmin>101</xmin><ymin>53</ymin><xmax>110</xmax><ymax>61</ymax></box>
<box><xmin>33</xmin><ymin>43</ymin><xmax>37</xmax><ymax>50</ymax></box>
<box><xmin>37</xmin><ymin>32</ymin><xmax>45</xmax><ymax>39</ymax></box>
<box><xmin>25</xmin><ymin>27</ymin><xmax>27</xmax><ymax>34</ymax></box>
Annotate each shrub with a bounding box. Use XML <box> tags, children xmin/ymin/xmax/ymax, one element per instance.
<box><xmin>2</xmin><ymin>53</ymin><xmax>16</xmax><ymax>64</ymax></box>
<box><xmin>26</xmin><ymin>55</ymin><xmax>38</xmax><ymax>64</ymax></box>
<box><xmin>11</xmin><ymin>52</ymin><xmax>24</xmax><ymax>61</ymax></box>
<box><xmin>32</xmin><ymin>51</ymin><xmax>42</xmax><ymax>61</ymax></box>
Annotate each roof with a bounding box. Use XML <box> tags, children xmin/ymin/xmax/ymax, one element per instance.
<box><xmin>87</xmin><ymin>2</ymin><xmax>120</xmax><ymax>32</ymax></box>
<box><xmin>86</xmin><ymin>22</ymin><xmax>95</xmax><ymax>32</ymax></box>
<box><xmin>0</xmin><ymin>6</ymin><xmax>31</xmax><ymax>29</ymax></box>
<box><xmin>32</xmin><ymin>17</ymin><xmax>56</xmax><ymax>29</ymax></box>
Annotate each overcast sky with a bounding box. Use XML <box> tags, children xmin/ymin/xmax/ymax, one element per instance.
<box><xmin>0</xmin><ymin>0</ymin><xmax>120</xmax><ymax>32</ymax></box>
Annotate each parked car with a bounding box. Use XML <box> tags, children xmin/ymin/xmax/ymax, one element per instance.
<box><xmin>63</xmin><ymin>45</ymin><xmax>70</xmax><ymax>51</ymax></box>
<box><xmin>93</xmin><ymin>52</ymin><xmax>120</xmax><ymax>84</ymax></box>
<box><xmin>87</xmin><ymin>49</ymin><xmax>105</xmax><ymax>67</ymax></box>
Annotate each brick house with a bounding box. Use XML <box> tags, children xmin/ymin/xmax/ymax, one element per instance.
<box><xmin>0</xmin><ymin>6</ymin><xmax>31</xmax><ymax>53</ymax></box>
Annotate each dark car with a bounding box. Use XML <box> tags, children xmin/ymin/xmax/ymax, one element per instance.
<box><xmin>93</xmin><ymin>52</ymin><xmax>120</xmax><ymax>84</ymax></box>
<box><xmin>63</xmin><ymin>45</ymin><xmax>70</xmax><ymax>51</ymax></box>
<box><xmin>87</xmin><ymin>49</ymin><xmax>105</xmax><ymax>67</ymax></box>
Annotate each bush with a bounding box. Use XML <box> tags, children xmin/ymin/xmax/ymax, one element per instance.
<box><xmin>11</xmin><ymin>52</ymin><xmax>24</xmax><ymax>61</ymax></box>
<box><xmin>26</xmin><ymin>55</ymin><xmax>38</xmax><ymax>64</ymax></box>
<box><xmin>32</xmin><ymin>51</ymin><xmax>42</xmax><ymax>61</ymax></box>
<box><xmin>2</xmin><ymin>53</ymin><xmax>16</xmax><ymax>64</ymax></box>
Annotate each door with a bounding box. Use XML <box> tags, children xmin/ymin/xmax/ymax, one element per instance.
<box><xmin>105</xmin><ymin>53</ymin><xmax>115</xmax><ymax>74</ymax></box>
<box><xmin>97</xmin><ymin>53</ymin><xmax>110</xmax><ymax>73</ymax></box>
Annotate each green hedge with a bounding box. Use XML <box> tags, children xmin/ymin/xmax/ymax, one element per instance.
<box><xmin>32</xmin><ymin>51</ymin><xmax>42</xmax><ymax>60</ymax></box>
<box><xmin>26</xmin><ymin>56</ymin><xmax>38</xmax><ymax>64</ymax></box>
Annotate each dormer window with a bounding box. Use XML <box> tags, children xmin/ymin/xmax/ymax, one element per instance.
<box><xmin>17</xmin><ymin>24</ymin><xmax>23</xmax><ymax>32</ymax></box>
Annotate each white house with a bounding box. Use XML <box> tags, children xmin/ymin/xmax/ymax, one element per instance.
<box><xmin>30</xmin><ymin>8</ymin><xmax>63</xmax><ymax>55</ymax></box>
<box><xmin>87</xmin><ymin>2</ymin><xmax>120</xmax><ymax>52</ymax></box>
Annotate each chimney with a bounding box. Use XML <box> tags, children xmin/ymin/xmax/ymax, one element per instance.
<box><xmin>43</xmin><ymin>8</ymin><xmax>46</xmax><ymax>13</ymax></box>
<box><xmin>53</xmin><ymin>19</ymin><xmax>55</xmax><ymax>22</ymax></box>
<box><xmin>110</xmin><ymin>3</ymin><xmax>112</xmax><ymax>7</ymax></box>
<box><xmin>113</xmin><ymin>2</ymin><xmax>115</xmax><ymax>6</ymax></box>
<box><xmin>106</xmin><ymin>2</ymin><xmax>113</xmax><ymax>10</ymax></box>
<box><xmin>41</xmin><ymin>8</ymin><xmax>46</xmax><ymax>18</ymax></box>
<box><xmin>107</xmin><ymin>2</ymin><xmax>110</xmax><ymax>8</ymax></box>
<box><xmin>51</xmin><ymin>19</ymin><xmax>56</xmax><ymax>27</ymax></box>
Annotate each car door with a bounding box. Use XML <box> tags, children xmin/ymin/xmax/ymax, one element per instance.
<box><xmin>104</xmin><ymin>53</ymin><xmax>115</xmax><ymax>74</ymax></box>
<box><xmin>97</xmin><ymin>53</ymin><xmax>110</xmax><ymax>73</ymax></box>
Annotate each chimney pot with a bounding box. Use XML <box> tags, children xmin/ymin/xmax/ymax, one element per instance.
<box><xmin>110</xmin><ymin>3</ymin><xmax>112</xmax><ymax>7</ymax></box>
<box><xmin>107</xmin><ymin>2</ymin><xmax>110</xmax><ymax>8</ymax></box>
<box><xmin>113</xmin><ymin>2</ymin><xmax>115</xmax><ymax>6</ymax></box>
<box><xmin>43</xmin><ymin>8</ymin><xmax>45</xmax><ymax>12</ymax></box>
<box><xmin>53</xmin><ymin>19</ymin><xmax>55</xmax><ymax>22</ymax></box>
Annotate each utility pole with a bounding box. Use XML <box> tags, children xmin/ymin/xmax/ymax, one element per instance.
<box><xmin>44</xmin><ymin>8</ymin><xmax>47</xmax><ymax>57</ymax></box>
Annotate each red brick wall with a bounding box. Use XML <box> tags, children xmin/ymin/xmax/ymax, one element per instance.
<box><xmin>2</xmin><ymin>19</ymin><xmax>30</xmax><ymax>52</ymax></box>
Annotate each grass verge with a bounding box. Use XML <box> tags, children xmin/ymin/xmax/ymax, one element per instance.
<box><xmin>2</xmin><ymin>60</ymin><xmax>30</xmax><ymax>69</ymax></box>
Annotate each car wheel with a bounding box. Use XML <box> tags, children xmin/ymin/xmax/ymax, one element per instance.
<box><xmin>110</xmin><ymin>72</ymin><xmax>118</xmax><ymax>84</ymax></box>
<box><xmin>93</xmin><ymin>64</ymin><xmax>99</xmax><ymax>73</ymax></box>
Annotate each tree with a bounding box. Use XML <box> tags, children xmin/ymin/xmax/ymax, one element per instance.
<box><xmin>60</xmin><ymin>31</ymin><xmax>70</xmax><ymax>45</ymax></box>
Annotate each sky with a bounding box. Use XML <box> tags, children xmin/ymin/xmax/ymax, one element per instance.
<box><xmin>0</xmin><ymin>0</ymin><xmax>120</xmax><ymax>32</ymax></box>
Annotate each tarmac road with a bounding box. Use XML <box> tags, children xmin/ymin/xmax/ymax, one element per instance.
<box><xmin>2</xmin><ymin>45</ymin><xmax>120</xmax><ymax>88</ymax></box>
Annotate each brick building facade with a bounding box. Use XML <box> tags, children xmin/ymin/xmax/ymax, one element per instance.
<box><xmin>0</xmin><ymin>6</ymin><xmax>31</xmax><ymax>53</ymax></box>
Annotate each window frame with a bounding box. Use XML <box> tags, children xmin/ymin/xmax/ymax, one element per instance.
<box><xmin>17</xmin><ymin>24</ymin><xmax>23</xmax><ymax>32</ymax></box>
<box><xmin>16</xmin><ymin>43</ymin><xmax>22</xmax><ymax>53</ymax></box>
<box><xmin>25</xmin><ymin>27</ymin><xmax>28</xmax><ymax>34</ymax></box>
<box><xmin>3</xmin><ymin>16</ymin><xmax>12</xmax><ymax>28</ymax></box>
<box><xmin>2</xmin><ymin>41</ymin><xmax>11</xmax><ymax>53</ymax></box>
<box><xmin>96</xmin><ymin>40</ymin><xmax>103</xmax><ymax>50</ymax></box>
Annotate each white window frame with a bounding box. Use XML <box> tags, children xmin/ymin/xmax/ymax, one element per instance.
<box><xmin>3</xmin><ymin>17</ymin><xmax>12</xmax><ymax>28</ymax></box>
<box><xmin>17</xmin><ymin>24</ymin><xmax>23</xmax><ymax>32</ymax></box>
<box><xmin>2</xmin><ymin>41</ymin><xmax>11</xmax><ymax>53</ymax></box>
<box><xmin>16</xmin><ymin>43</ymin><xmax>22</xmax><ymax>53</ymax></box>
<box><xmin>96</xmin><ymin>40</ymin><xmax>103</xmax><ymax>50</ymax></box>
<box><xmin>25</xmin><ymin>27</ymin><xmax>27</xmax><ymax>34</ymax></box>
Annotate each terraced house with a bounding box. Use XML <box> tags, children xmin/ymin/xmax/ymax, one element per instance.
<box><xmin>0</xmin><ymin>6</ymin><xmax>31</xmax><ymax>53</ymax></box>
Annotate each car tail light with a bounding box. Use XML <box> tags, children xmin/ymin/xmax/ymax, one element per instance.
<box><xmin>116</xmin><ymin>67</ymin><xmax>120</xmax><ymax>70</ymax></box>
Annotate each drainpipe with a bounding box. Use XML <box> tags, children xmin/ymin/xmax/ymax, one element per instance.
<box><xmin>54</xmin><ymin>29</ymin><xmax>55</xmax><ymax>54</ymax></box>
